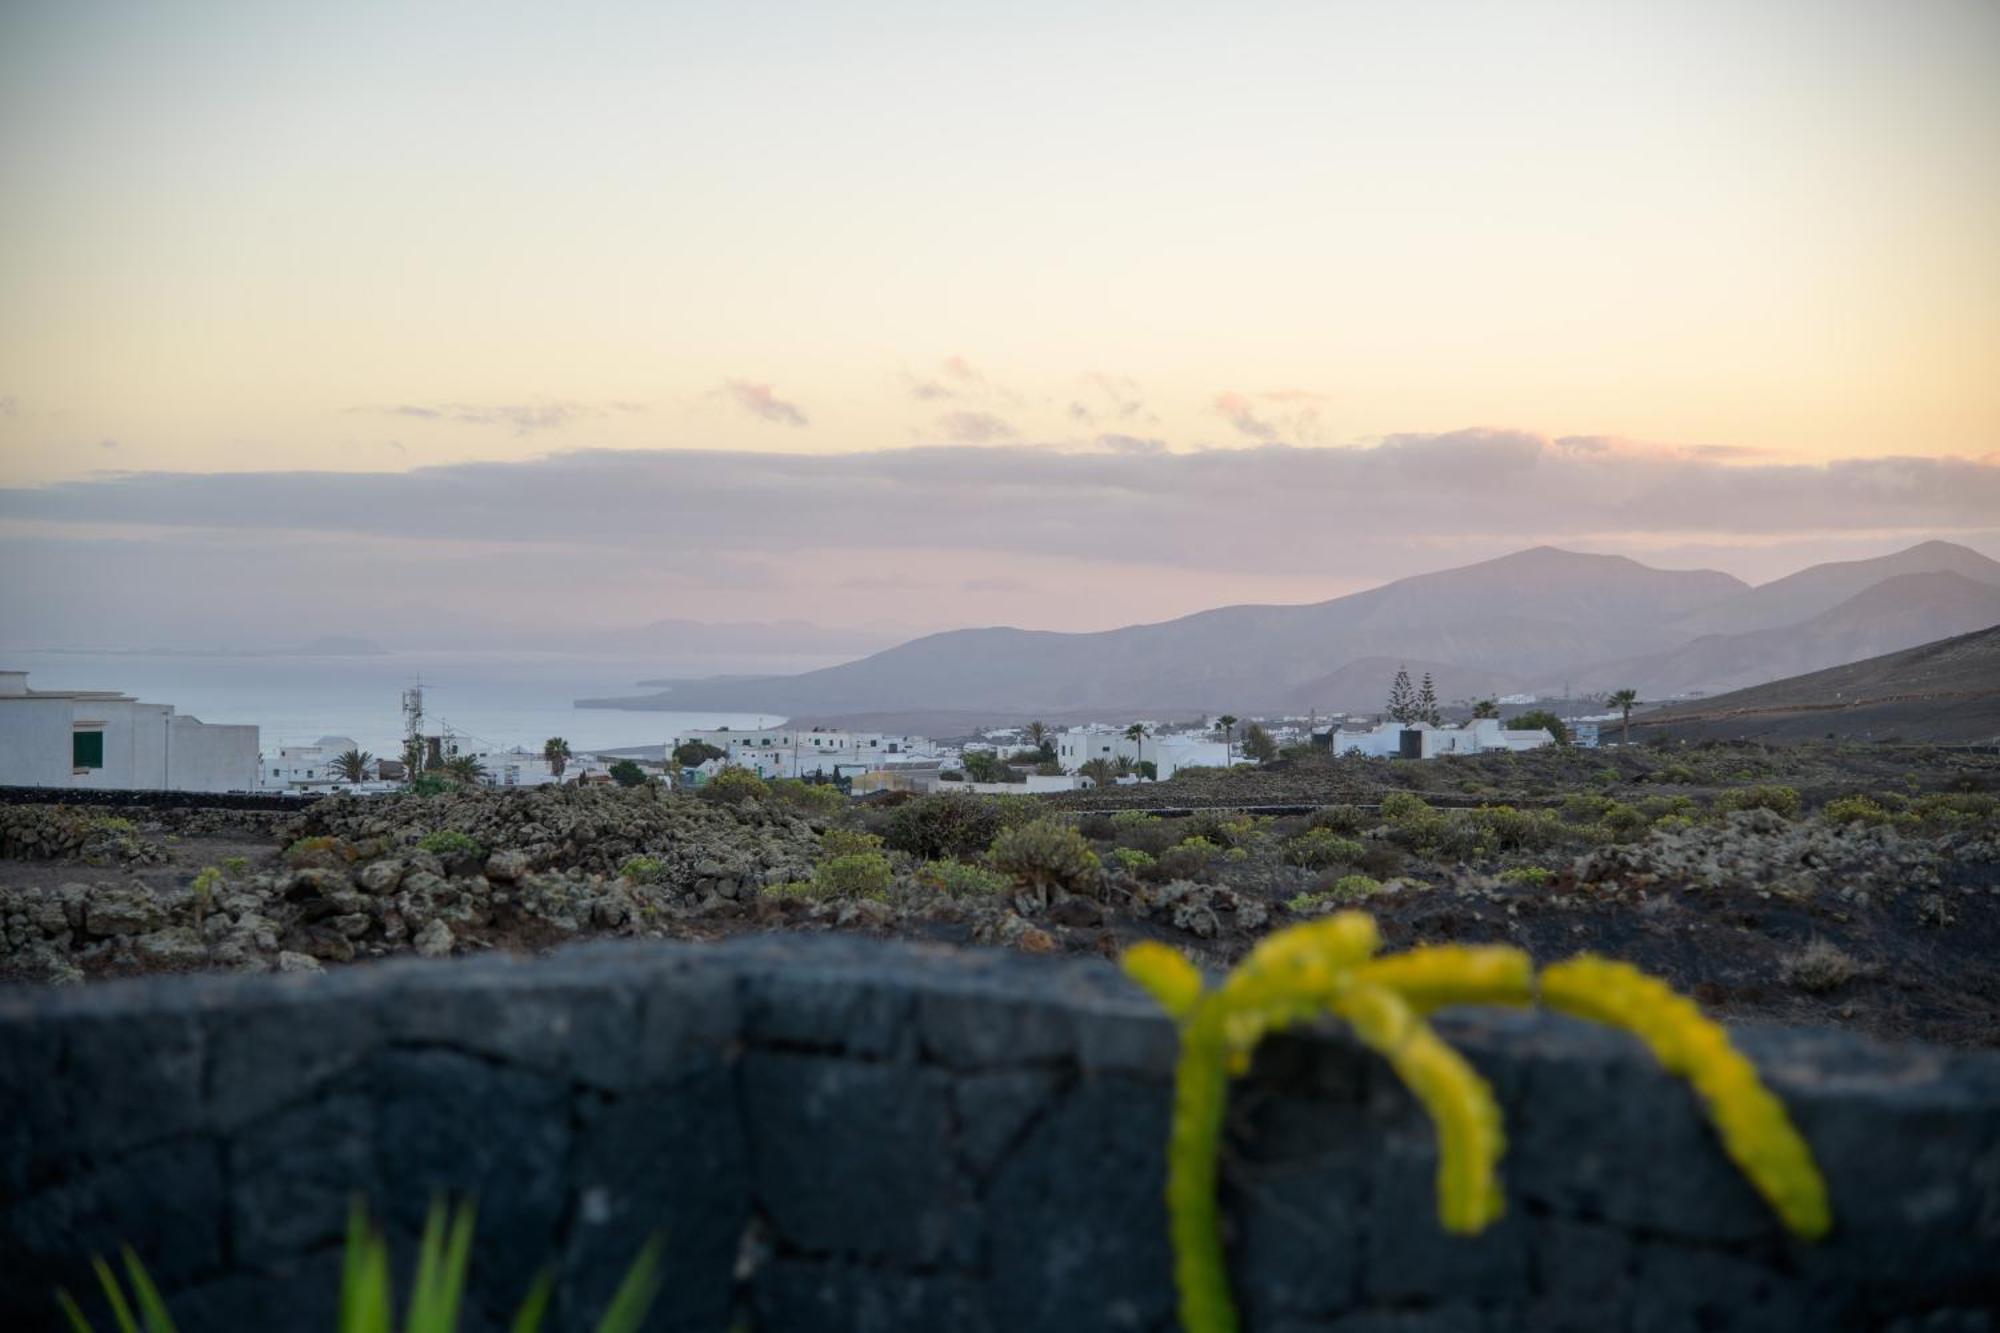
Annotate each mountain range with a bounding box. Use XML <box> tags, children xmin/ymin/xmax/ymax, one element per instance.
<box><xmin>577</xmin><ymin>540</ymin><xmax>2000</xmax><ymax>723</ymax></box>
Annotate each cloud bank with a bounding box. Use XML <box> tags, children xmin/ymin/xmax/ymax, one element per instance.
<box><xmin>4</xmin><ymin>430</ymin><xmax>1996</xmax><ymax>643</ymax></box>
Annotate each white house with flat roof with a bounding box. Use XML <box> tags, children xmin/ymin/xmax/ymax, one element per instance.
<box><xmin>1324</xmin><ymin>718</ymin><xmax>1555</xmax><ymax>759</ymax></box>
<box><xmin>0</xmin><ymin>670</ymin><xmax>261</xmax><ymax>792</ymax></box>
<box><xmin>1053</xmin><ymin>727</ymin><xmax>1230</xmax><ymax>779</ymax></box>
<box><xmin>673</xmin><ymin>726</ymin><xmax>932</xmax><ymax>780</ymax></box>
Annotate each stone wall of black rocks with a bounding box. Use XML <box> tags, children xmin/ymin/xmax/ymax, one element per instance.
<box><xmin>3</xmin><ymin>935</ymin><xmax>1997</xmax><ymax>1331</ymax></box>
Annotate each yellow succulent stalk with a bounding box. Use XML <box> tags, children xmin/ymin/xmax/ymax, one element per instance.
<box><xmin>1538</xmin><ymin>954</ymin><xmax>1832</xmax><ymax>1240</ymax></box>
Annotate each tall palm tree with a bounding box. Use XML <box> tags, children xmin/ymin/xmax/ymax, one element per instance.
<box><xmin>1025</xmin><ymin>721</ymin><xmax>1048</xmax><ymax>749</ymax></box>
<box><xmin>333</xmin><ymin>749</ymin><xmax>374</xmax><ymax>784</ymax></box>
<box><xmin>1471</xmin><ymin>699</ymin><xmax>1499</xmax><ymax>720</ymax></box>
<box><xmin>1216</xmin><ymin>715</ymin><xmax>1238</xmax><ymax>762</ymax></box>
<box><xmin>1123</xmin><ymin>723</ymin><xmax>1149</xmax><ymax>778</ymax></box>
<box><xmin>543</xmin><ymin>736</ymin><xmax>572</xmax><ymax>779</ymax></box>
<box><xmin>1609</xmin><ymin>688</ymin><xmax>1640</xmax><ymax>747</ymax></box>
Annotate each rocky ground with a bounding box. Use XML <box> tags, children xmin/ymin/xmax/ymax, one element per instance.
<box><xmin>3</xmin><ymin>740</ymin><xmax>1996</xmax><ymax>1046</ymax></box>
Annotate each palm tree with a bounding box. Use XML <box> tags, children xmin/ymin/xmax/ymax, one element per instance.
<box><xmin>1078</xmin><ymin>758</ymin><xmax>1119</xmax><ymax>788</ymax></box>
<box><xmin>333</xmin><ymin>749</ymin><xmax>374</xmax><ymax>784</ymax></box>
<box><xmin>1025</xmin><ymin>721</ymin><xmax>1048</xmax><ymax>749</ymax></box>
<box><xmin>1216</xmin><ymin>714</ymin><xmax>1238</xmax><ymax>762</ymax></box>
<box><xmin>543</xmin><ymin>736</ymin><xmax>572</xmax><ymax>779</ymax></box>
<box><xmin>1124</xmin><ymin>723</ymin><xmax>1149</xmax><ymax>778</ymax></box>
<box><xmin>441</xmin><ymin>754</ymin><xmax>487</xmax><ymax>785</ymax></box>
<box><xmin>1609</xmin><ymin>688</ymin><xmax>1640</xmax><ymax>747</ymax></box>
<box><xmin>1471</xmin><ymin>699</ymin><xmax>1499</xmax><ymax>720</ymax></box>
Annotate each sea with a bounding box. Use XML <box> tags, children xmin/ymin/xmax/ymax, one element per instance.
<box><xmin>1</xmin><ymin>648</ymin><xmax>821</xmax><ymax>758</ymax></box>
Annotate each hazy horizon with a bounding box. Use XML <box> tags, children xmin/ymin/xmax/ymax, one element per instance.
<box><xmin>4</xmin><ymin>1</ymin><xmax>1997</xmax><ymax>645</ymax></box>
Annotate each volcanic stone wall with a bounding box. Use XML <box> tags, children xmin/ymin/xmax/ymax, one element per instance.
<box><xmin>2</xmin><ymin>936</ymin><xmax>1996</xmax><ymax>1332</ymax></box>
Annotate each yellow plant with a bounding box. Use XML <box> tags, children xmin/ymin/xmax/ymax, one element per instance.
<box><xmin>1122</xmin><ymin>914</ymin><xmax>1830</xmax><ymax>1333</ymax></box>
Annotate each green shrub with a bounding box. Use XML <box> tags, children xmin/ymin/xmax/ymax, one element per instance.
<box><xmin>759</xmin><ymin>879</ymin><xmax>820</xmax><ymax>900</ymax></box>
<box><xmin>1821</xmin><ymin>795</ymin><xmax>1890</xmax><ymax>826</ymax></box>
<box><xmin>1714</xmin><ymin>785</ymin><xmax>1801</xmax><ymax>819</ymax></box>
<box><xmin>988</xmin><ymin>819</ymin><xmax>1102</xmax><ymax>901</ymax></box>
<box><xmin>1599</xmin><ymin>802</ymin><xmax>1651</xmax><ymax>839</ymax></box>
<box><xmin>813</xmin><ymin>851</ymin><xmax>893</xmax><ymax>900</ymax></box>
<box><xmin>417</xmin><ymin>829</ymin><xmax>483</xmax><ymax>859</ymax></box>
<box><xmin>619</xmin><ymin>855</ymin><xmax>666</xmax><ymax>883</ymax></box>
<box><xmin>820</xmin><ymin>828</ymin><xmax>886</xmax><ymax>858</ymax></box>
<box><xmin>1284</xmin><ymin>828</ymin><xmax>1365</xmax><ymax>869</ymax></box>
<box><xmin>883</xmin><ymin>793</ymin><xmax>1003</xmax><ymax>860</ymax></box>
<box><xmin>608</xmin><ymin>759</ymin><xmax>651</xmax><ymax>788</ymax></box>
<box><xmin>1287</xmin><ymin>874</ymin><xmax>1382</xmax><ymax>912</ymax></box>
<box><xmin>1112</xmin><ymin>846</ymin><xmax>1156</xmax><ymax>872</ymax></box>
<box><xmin>918</xmin><ymin>859</ymin><xmax>1012</xmax><ymax>896</ymax></box>
<box><xmin>701</xmin><ymin>766</ymin><xmax>768</xmax><ymax>803</ymax></box>
<box><xmin>408</xmin><ymin>774</ymin><xmax>455</xmax><ymax>797</ymax></box>
<box><xmin>221</xmin><ymin>855</ymin><xmax>250</xmax><ymax>878</ymax></box>
<box><xmin>1653</xmin><ymin>814</ymin><xmax>1696</xmax><ymax>834</ymax></box>
<box><xmin>1561</xmin><ymin>793</ymin><xmax>1616</xmax><ymax>823</ymax></box>
<box><xmin>1379</xmin><ymin>792</ymin><xmax>1432</xmax><ymax>822</ymax></box>
<box><xmin>1498</xmin><ymin>866</ymin><xmax>1553</xmax><ymax>887</ymax></box>
<box><xmin>1307</xmin><ymin>805</ymin><xmax>1366</xmax><ymax>836</ymax></box>
<box><xmin>770</xmin><ymin>778</ymin><xmax>847</xmax><ymax>816</ymax></box>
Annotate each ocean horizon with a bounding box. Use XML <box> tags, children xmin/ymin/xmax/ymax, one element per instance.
<box><xmin>0</xmin><ymin>648</ymin><xmax>826</xmax><ymax>759</ymax></box>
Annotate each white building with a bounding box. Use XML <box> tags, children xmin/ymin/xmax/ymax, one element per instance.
<box><xmin>1053</xmin><ymin>727</ymin><xmax>1230</xmax><ymax>780</ymax></box>
<box><xmin>1324</xmin><ymin>718</ymin><xmax>1556</xmax><ymax>759</ymax></box>
<box><xmin>0</xmin><ymin>670</ymin><xmax>261</xmax><ymax>793</ymax></box>
<box><xmin>673</xmin><ymin>727</ymin><xmax>933</xmax><ymax>780</ymax></box>
<box><xmin>263</xmin><ymin>736</ymin><xmax>368</xmax><ymax>790</ymax></box>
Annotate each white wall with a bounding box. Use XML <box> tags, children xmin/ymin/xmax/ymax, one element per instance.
<box><xmin>0</xmin><ymin>690</ymin><xmax>260</xmax><ymax>792</ymax></box>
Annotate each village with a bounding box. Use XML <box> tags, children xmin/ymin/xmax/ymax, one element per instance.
<box><xmin>0</xmin><ymin>664</ymin><xmax>1593</xmax><ymax>799</ymax></box>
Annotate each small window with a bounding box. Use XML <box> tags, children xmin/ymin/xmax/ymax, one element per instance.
<box><xmin>73</xmin><ymin>730</ymin><xmax>104</xmax><ymax>769</ymax></box>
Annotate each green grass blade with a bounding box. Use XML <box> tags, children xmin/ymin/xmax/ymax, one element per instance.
<box><xmin>406</xmin><ymin>1198</ymin><xmax>450</xmax><ymax>1332</ymax></box>
<box><xmin>432</xmin><ymin>1200</ymin><xmax>477</xmax><ymax>1333</ymax></box>
<box><xmin>90</xmin><ymin>1256</ymin><xmax>138</xmax><ymax>1333</ymax></box>
<box><xmin>591</xmin><ymin>1235</ymin><xmax>664</xmax><ymax>1333</ymax></box>
<box><xmin>118</xmin><ymin>1247</ymin><xmax>178</xmax><ymax>1333</ymax></box>
<box><xmin>506</xmin><ymin>1268</ymin><xmax>554</xmax><ymax>1333</ymax></box>
<box><xmin>55</xmin><ymin>1288</ymin><xmax>95</xmax><ymax>1333</ymax></box>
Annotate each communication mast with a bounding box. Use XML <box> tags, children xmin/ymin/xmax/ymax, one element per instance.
<box><xmin>401</xmin><ymin>682</ymin><xmax>425</xmax><ymax>768</ymax></box>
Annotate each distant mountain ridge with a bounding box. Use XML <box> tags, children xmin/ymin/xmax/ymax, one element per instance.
<box><xmin>576</xmin><ymin>539</ymin><xmax>1999</xmax><ymax>721</ymax></box>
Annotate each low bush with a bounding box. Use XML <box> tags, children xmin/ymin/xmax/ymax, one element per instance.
<box><xmin>1498</xmin><ymin>866</ymin><xmax>1553</xmax><ymax>888</ymax></box>
<box><xmin>1780</xmin><ymin>938</ymin><xmax>1860</xmax><ymax>993</ymax></box>
<box><xmin>1714</xmin><ymin>785</ymin><xmax>1801</xmax><ymax>819</ymax></box>
<box><xmin>769</xmin><ymin>778</ymin><xmax>847</xmax><ymax>816</ymax></box>
<box><xmin>918</xmin><ymin>859</ymin><xmax>1012</xmax><ymax>896</ymax></box>
<box><xmin>417</xmin><ymin>829</ymin><xmax>483</xmax><ymax>859</ymax></box>
<box><xmin>1287</xmin><ymin>874</ymin><xmax>1382</xmax><ymax>913</ymax></box>
<box><xmin>820</xmin><ymin>828</ymin><xmax>886</xmax><ymax>858</ymax></box>
<box><xmin>813</xmin><ymin>851</ymin><xmax>893</xmax><ymax>900</ymax></box>
<box><xmin>988</xmin><ymin>819</ymin><xmax>1102</xmax><ymax>902</ymax></box>
<box><xmin>1111</xmin><ymin>846</ymin><xmax>1155</xmax><ymax>872</ymax></box>
<box><xmin>618</xmin><ymin>854</ymin><xmax>666</xmax><ymax>883</ymax></box>
<box><xmin>882</xmin><ymin>793</ymin><xmax>1002</xmax><ymax>860</ymax></box>
<box><xmin>1307</xmin><ymin>805</ymin><xmax>1367</xmax><ymax>836</ymax></box>
<box><xmin>284</xmin><ymin>835</ymin><xmax>352</xmax><ymax>867</ymax></box>
<box><xmin>700</xmin><ymin>766</ymin><xmax>768</xmax><ymax>804</ymax></box>
<box><xmin>1821</xmin><ymin>795</ymin><xmax>1890</xmax><ymax>827</ymax></box>
<box><xmin>1283</xmin><ymin>828</ymin><xmax>1365</xmax><ymax>869</ymax></box>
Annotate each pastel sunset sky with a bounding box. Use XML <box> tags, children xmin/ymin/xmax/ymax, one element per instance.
<box><xmin>2</xmin><ymin>0</ymin><xmax>1996</xmax><ymax>643</ymax></box>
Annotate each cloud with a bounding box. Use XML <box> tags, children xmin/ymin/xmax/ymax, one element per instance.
<box><xmin>1213</xmin><ymin>391</ymin><xmax>1278</xmax><ymax>441</ymax></box>
<box><xmin>98</xmin><ymin>439</ymin><xmax>119</xmax><ymax>451</ymax></box>
<box><xmin>0</xmin><ymin>395</ymin><xmax>18</xmax><ymax>419</ymax></box>
<box><xmin>724</xmin><ymin>381</ymin><xmax>809</xmax><ymax>428</ymax></box>
<box><xmin>934</xmin><ymin>411</ymin><xmax>1017</xmax><ymax>443</ymax></box>
<box><xmin>905</xmin><ymin>356</ymin><xmax>1021</xmax><ymax>407</ymax></box>
<box><xmin>356</xmin><ymin>401</ymin><xmax>603</xmax><ymax>434</ymax></box>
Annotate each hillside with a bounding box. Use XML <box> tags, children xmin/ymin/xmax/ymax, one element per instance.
<box><xmin>1582</xmin><ymin>570</ymin><xmax>2000</xmax><ymax>698</ymax></box>
<box><xmin>579</xmin><ymin>547</ymin><xmax>1744</xmax><ymax>716</ymax></box>
<box><xmin>1629</xmin><ymin>624</ymin><xmax>2000</xmax><ymax>744</ymax></box>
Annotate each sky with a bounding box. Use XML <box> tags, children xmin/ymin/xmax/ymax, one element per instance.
<box><xmin>2</xmin><ymin>0</ymin><xmax>1997</xmax><ymax>645</ymax></box>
